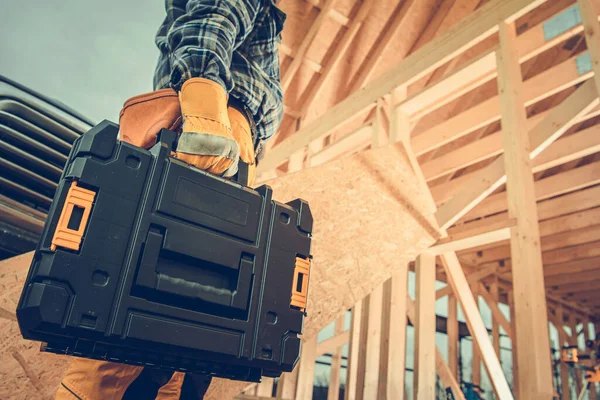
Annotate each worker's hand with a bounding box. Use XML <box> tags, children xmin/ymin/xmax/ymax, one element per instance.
<box><xmin>175</xmin><ymin>78</ymin><xmax>255</xmax><ymax>182</ymax></box>
<box><xmin>119</xmin><ymin>78</ymin><xmax>256</xmax><ymax>186</ymax></box>
<box><xmin>119</xmin><ymin>88</ymin><xmax>182</xmax><ymax>149</ymax></box>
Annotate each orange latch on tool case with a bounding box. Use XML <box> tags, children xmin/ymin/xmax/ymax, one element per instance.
<box><xmin>291</xmin><ymin>257</ymin><xmax>311</xmax><ymax>312</ymax></box>
<box><xmin>51</xmin><ymin>181</ymin><xmax>96</xmax><ymax>252</ymax></box>
<box><xmin>562</xmin><ymin>347</ymin><xmax>579</xmax><ymax>363</ymax></box>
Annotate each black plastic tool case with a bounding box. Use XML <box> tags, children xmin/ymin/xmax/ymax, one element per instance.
<box><xmin>16</xmin><ymin>120</ymin><xmax>313</xmax><ymax>382</ymax></box>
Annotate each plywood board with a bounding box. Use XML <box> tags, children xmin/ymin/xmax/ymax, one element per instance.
<box><xmin>0</xmin><ymin>252</ymin><xmax>70</xmax><ymax>400</ymax></box>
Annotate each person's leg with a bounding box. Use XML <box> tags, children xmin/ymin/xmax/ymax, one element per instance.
<box><xmin>56</xmin><ymin>359</ymin><xmax>143</xmax><ymax>400</ymax></box>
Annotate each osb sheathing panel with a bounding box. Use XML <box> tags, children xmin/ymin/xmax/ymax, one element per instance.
<box><xmin>1</xmin><ymin>143</ymin><xmax>437</xmax><ymax>399</ymax></box>
<box><xmin>0</xmin><ymin>252</ymin><xmax>70</xmax><ymax>400</ymax></box>
<box><xmin>205</xmin><ymin>142</ymin><xmax>438</xmax><ymax>399</ymax></box>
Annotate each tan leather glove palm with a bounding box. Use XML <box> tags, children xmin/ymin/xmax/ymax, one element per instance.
<box><xmin>176</xmin><ymin>78</ymin><xmax>240</xmax><ymax>177</ymax></box>
<box><xmin>119</xmin><ymin>78</ymin><xmax>256</xmax><ymax>186</ymax></box>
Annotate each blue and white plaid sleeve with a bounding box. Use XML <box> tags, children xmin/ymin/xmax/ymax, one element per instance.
<box><xmin>153</xmin><ymin>0</ymin><xmax>286</xmax><ymax>152</ymax></box>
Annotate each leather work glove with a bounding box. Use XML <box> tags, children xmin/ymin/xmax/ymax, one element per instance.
<box><xmin>119</xmin><ymin>78</ymin><xmax>256</xmax><ymax>186</ymax></box>
<box><xmin>175</xmin><ymin>78</ymin><xmax>255</xmax><ymax>184</ymax></box>
<box><xmin>119</xmin><ymin>88</ymin><xmax>182</xmax><ymax>148</ymax></box>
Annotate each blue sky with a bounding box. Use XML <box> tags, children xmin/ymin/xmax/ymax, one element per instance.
<box><xmin>0</xmin><ymin>0</ymin><xmax>165</xmax><ymax>123</ymax></box>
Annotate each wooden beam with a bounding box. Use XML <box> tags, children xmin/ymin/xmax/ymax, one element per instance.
<box><xmin>415</xmin><ymin>253</ymin><xmax>437</xmax><ymax>400</ymax></box>
<box><xmin>435</xmin><ymin>79</ymin><xmax>599</xmax><ymax>230</ymax></box>
<box><xmin>295</xmin><ymin>337</ymin><xmax>318</xmax><ymax>400</ymax></box>
<box><xmin>401</xmin><ymin>51</ymin><xmax>497</xmax><ymax>119</ymax></box>
<box><xmin>427</xmin><ymin>226</ymin><xmax>511</xmax><ymax>254</ymax></box>
<box><xmin>327</xmin><ymin>314</ymin><xmax>345</xmax><ymax>400</ymax></box>
<box><xmin>496</xmin><ymin>21</ymin><xmax>553</xmax><ymax>399</ymax></box>
<box><xmin>387</xmin><ymin>266</ymin><xmax>409</xmax><ymax>399</ymax></box>
<box><xmin>441</xmin><ymin>253</ymin><xmax>514</xmax><ymax>399</ymax></box>
<box><xmin>257</xmin><ymin>0</ymin><xmax>546</xmax><ymax>173</ymax></box>
<box><xmin>281</xmin><ymin>0</ymin><xmax>336</xmax><ymax>91</ymax></box>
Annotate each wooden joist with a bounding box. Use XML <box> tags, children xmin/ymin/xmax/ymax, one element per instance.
<box><xmin>463</xmin><ymin>159</ymin><xmax>600</xmax><ymax>223</ymax></box>
<box><xmin>257</xmin><ymin>0</ymin><xmax>547</xmax><ymax>173</ymax></box>
<box><xmin>434</xmin><ymin>79</ymin><xmax>599</xmax><ymax>229</ymax></box>
<box><xmin>413</xmin><ymin>52</ymin><xmax>594</xmax><ymax>157</ymax></box>
<box><xmin>431</xmin><ymin>122</ymin><xmax>600</xmax><ymax>206</ymax></box>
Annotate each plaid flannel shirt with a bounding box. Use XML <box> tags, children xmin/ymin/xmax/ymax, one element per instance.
<box><xmin>153</xmin><ymin>0</ymin><xmax>286</xmax><ymax>155</ymax></box>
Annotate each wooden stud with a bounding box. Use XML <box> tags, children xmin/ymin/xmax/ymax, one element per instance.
<box><xmin>295</xmin><ymin>337</ymin><xmax>318</xmax><ymax>400</ymax></box>
<box><xmin>508</xmin><ymin>291</ymin><xmax>519</xmax><ymax>397</ymax></box>
<box><xmin>478</xmin><ymin>282</ymin><xmax>513</xmax><ymax>341</ymax></box>
<box><xmin>406</xmin><ymin>295</ymin><xmax>467</xmax><ymax>400</ymax></box>
<box><xmin>327</xmin><ymin>314</ymin><xmax>345</xmax><ymax>400</ymax></box>
<box><xmin>415</xmin><ymin>254</ymin><xmax>437</xmax><ymax>400</ymax></box>
<box><xmin>363</xmin><ymin>284</ymin><xmax>383</xmax><ymax>400</ymax></box>
<box><xmin>491</xmin><ymin>280</ymin><xmax>500</xmax><ymax>356</ymax></box>
<box><xmin>442</xmin><ymin>253</ymin><xmax>514</xmax><ymax>399</ymax></box>
<box><xmin>556</xmin><ymin>306</ymin><xmax>571</xmax><ymax>400</ymax></box>
<box><xmin>275</xmin><ymin>368</ymin><xmax>299</xmax><ymax>400</ymax></box>
<box><xmin>496</xmin><ymin>22</ymin><xmax>553</xmax><ymax>399</ymax></box>
<box><xmin>377</xmin><ymin>279</ymin><xmax>392</xmax><ymax>400</ymax></box>
<box><xmin>387</xmin><ymin>266</ymin><xmax>409</xmax><ymax>399</ymax></box>
<box><xmin>448</xmin><ymin>294</ymin><xmax>459</xmax><ymax>379</ymax></box>
<box><xmin>345</xmin><ymin>299</ymin><xmax>368</xmax><ymax>400</ymax></box>
<box><xmin>256</xmin><ymin>378</ymin><xmax>274</xmax><ymax>398</ymax></box>
<box><xmin>471</xmin><ymin>284</ymin><xmax>482</xmax><ymax>389</ymax></box>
